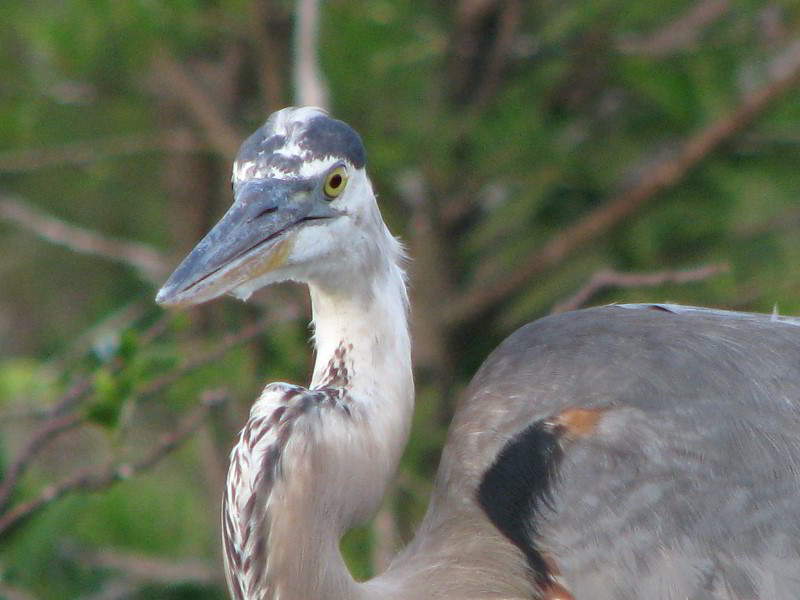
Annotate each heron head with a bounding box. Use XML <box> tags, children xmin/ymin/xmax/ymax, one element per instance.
<box><xmin>156</xmin><ymin>107</ymin><xmax>385</xmax><ymax>307</ymax></box>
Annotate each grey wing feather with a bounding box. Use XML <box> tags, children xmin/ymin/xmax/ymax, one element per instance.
<box><xmin>444</xmin><ymin>305</ymin><xmax>800</xmax><ymax>599</ymax></box>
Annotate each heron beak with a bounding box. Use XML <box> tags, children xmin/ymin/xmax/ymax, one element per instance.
<box><xmin>156</xmin><ymin>177</ymin><xmax>338</xmax><ymax>307</ymax></box>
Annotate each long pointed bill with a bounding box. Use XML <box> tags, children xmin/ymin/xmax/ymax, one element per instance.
<box><xmin>156</xmin><ymin>177</ymin><xmax>338</xmax><ymax>307</ymax></box>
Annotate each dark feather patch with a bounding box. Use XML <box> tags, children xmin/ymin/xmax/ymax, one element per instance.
<box><xmin>236</xmin><ymin>133</ymin><xmax>286</xmax><ymax>163</ymax></box>
<box><xmin>477</xmin><ymin>420</ymin><xmax>564</xmax><ymax>586</ymax></box>
<box><xmin>646</xmin><ymin>304</ymin><xmax>674</xmax><ymax>313</ymax></box>
<box><xmin>301</xmin><ymin>116</ymin><xmax>366</xmax><ymax>168</ymax></box>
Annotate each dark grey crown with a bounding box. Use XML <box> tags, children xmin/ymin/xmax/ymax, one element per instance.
<box><xmin>233</xmin><ymin>108</ymin><xmax>366</xmax><ymax>183</ymax></box>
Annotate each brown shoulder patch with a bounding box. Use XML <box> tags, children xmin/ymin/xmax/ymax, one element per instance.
<box><xmin>552</xmin><ymin>407</ymin><xmax>608</xmax><ymax>439</ymax></box>
<box><xmin>542</xmin><ymin>580</ymin><xmax>575</xmax><ymax>600</ymax></box>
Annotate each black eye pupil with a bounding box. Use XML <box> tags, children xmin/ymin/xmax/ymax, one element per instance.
<box><xmin>329</xmin><ymin>174</ymin><xmax>342</xmax><ymax>188</ymax></box>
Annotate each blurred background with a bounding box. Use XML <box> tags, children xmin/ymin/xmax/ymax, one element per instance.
<box><xmin>1</xmin><ymin>0</ymin><xmax>799</xmax><ymax>598</ymax></box>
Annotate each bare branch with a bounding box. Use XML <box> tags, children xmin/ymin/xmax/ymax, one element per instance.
<box><xmin>0</xmin><ymin>407</ymin><xmax>52</xmax><ymax>423</ymax></box>
<box><xmin>71</xmin><ymin>545</ymin><xmax>217</xmax><ymax>586</ymax></box>
<box><xmin>50</xmin><ymin>376</ymin><xmax>96</xmax><ymax>417</ymax></box>
<box><xmin>550</xmin><ymin>263</ymin><xmax>730</xmax><ymax>315</ymax></box>
<box><xmin>618</xmin><ymin>0</ymin><xmax>731</xmax><ymax>56</ymax></box>
<box><xmin>0</xmin><ymin>582</ymin><xmax>40</xmax><ymax>600</ymax></box>
<box><xmin>293</xmin><ymin>0</ymin><xmax>330</xmax><ymax>110</ymax></box>
<box><xmin>0</xmin><ymin>310</ymin><xmax>273</xmax><ymax>521</ymax></box>
<box><xmin>471</xmin><ymin>0</ymin><xmax>523</xmax><ymax>109</ymax></box>
<box><xmin>457</xmin><ymin>0</ymin><xmax>501</xmax><ymax>22</ymax></box>
<box><xmin>0</xmin><ymin>390</ymin><xmax>229</xmax><ymax>539</ymax></box>
<box><xmin>0</xmin><ymin>413</ymin><xmax>84</xmax><ymax>513</ymax></box>
<box><xmin>444</xmin><ymin>39</ymin><xmax>800</xmax><ymax>325</ymax></box>
<box><xmin>136</xmin><ymin>308</ymin><xmax>299</xmax><ymax>400</ymax></box>
<box><xmin>78</xmin><ymin>580</ymin><xmax>138</xmax><ymax>600</ymax></box>
<box><xmin>735</xmin><ymin>205</ymin><xmax>800</xmax><ymax>239</ymax></box>
<box><xmin>0</xmin><ymin>196</ymin><xmax>167</xmax><ymax>283</ymax></box>
<box><xmin>46</xmin><ymin>302</ymin><xmax>150</xmax><ymax>374</ymax></box>
<box><xmin>450</xmin><ymin>0</ymin><xmax>504</xmax><ymax>104</ymax></box>
<box><xmin>0</xmin><ymin>373</ymin><xmax>102</xmax><ymax>514</ymax></box>
<box><xmin>45</xmin><ymin>312</ymin><xmax>171</xmax><ymax>418</ymax></box>
<box><xmin>0</xmin><ymin>130</ymin><xmax>201</xmax><ymax>174</ymax></box>
<box><xmin>250</xmin><ymin>0</ymin><xmax>291</xmax><ymax>113</ymax></box>
<box><xmin>151</xmin><ymin>51</ymin><xmax>243</xmax><ymax>158</ymax></box>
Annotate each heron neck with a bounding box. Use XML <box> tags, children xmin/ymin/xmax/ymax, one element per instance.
<box><xmin>264</xmin><ymin>251</ymin><xmax>414</xmax><ymax>600</ymax></box>
<box><xmin>308</xmin><ymin>240</ymin><xmax>414</xmax><ymax>432</ymax></box>
<box><xmin>307</xmin><ymin>254</ymin><xmax>415</xmax><ymax>508</ymax></box>
<box><xmin>310</xmin><ymin>254</ymin><xmax>410</xmax><ymax>384</ymax></box>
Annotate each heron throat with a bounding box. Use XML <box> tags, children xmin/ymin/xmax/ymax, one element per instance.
<box><xmin>224</xmin><ymin>224</ymin><xmax>415</xmax><ymax>600</ymax></box>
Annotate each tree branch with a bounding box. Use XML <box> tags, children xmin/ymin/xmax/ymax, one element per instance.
<box><xmin>46</xmin><ymin>302</ymin><xmax>151</xmax><ymax>375</ymax></box>
<box><xmin>151</xmin><ymin>51</ymin><xmax>243</xmax><ymax>158</ymax></box>
<box><xmin>444</xmin><ymin>39</ymin><xmax>800</xmax><ymax>325</ymax></box>
<box><xmin>0</xmin><ymin>309</ymin><xmax>281</xmax><ymax>523</ymax></box>
<box><xmin>44</xmin><ymin>312</ymin><xmax>171</xmax><ymax>420</ymax></box>
<box><xmin>293</xmin><ymin>0</ymin><xmax>330</xmax><ymax>110</ymax></box>
<box><xmin>0</xmin><ymin>130</ymin><xmax>201</xmax><ymax>174</ymax></box>
<box><xmin>0</xmin><ymin>390</ymin><xmax>229</xmax><ymax>539</ymax></box>
<box><xmin>471</xmin><ymin>0</ymin><xmax>523</xmax><ymax>110</ymax></box>
<box><xmin>136</xmin><ymin>308</ymin><xmax>298</xmax><ymax>400</ymax></box>
<box><xmin>70</xmin><ymin>545</ymin><xmax>217</xmax><ymax>586</ymax></box>
<box><xmin>77</xmin><ymin>580</ymin><xmax>137</xmax><ymax>600</ymax></box>
<box><xmin>549</xmin><ymin>263</ymin><xmax>730</xmax><ymax>314</ymax></box>
<box><xmin>250</xmin><ymin>0</ymin><xmax>291</xmax><ymax>113</ymax></box>
<box><xmin>618</xmin><ymin>0</ymin><xmax>731</xmax><ymax>56</ymax></box>
<box><xmin>0</xmin><ymin>373</ymin><xmax>97</xmax><ymax>513</ymax></box>
<box><xmin>0</xmin><ymin>582</ymin><xmax>40</xmax><ymax>600</ymax></box>
<box><xmin>0</xmin><ymin>196</ymin><xmax>167</xmax><ymax>283</ymax></box>
<box><xmin>0</xmin><ymin>412</ymin><xmax>84</xmax><ymax>513</ymax></box>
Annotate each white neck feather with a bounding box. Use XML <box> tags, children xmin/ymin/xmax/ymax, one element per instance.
<box><xmin>310</xmin><ymin>252</ymin><xmax>412</xmax><ymax>406</ymax></box>
<box><xmin>249</xmin><ymin>224</ymin><xmax>414</xmax><ymax>600</ymax></box>
<box><xmin>308</xmin><ymin>246</ymin><xmax>415</xmax><ymax>522</ymax></box>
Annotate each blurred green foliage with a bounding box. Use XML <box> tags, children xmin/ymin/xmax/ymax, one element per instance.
<box><xmin>1</xmin><ymin>0</ymin><xmax>800</xmax><ymax>598</ymax></box>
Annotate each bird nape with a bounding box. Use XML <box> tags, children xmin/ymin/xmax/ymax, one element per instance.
<box><xmin>157</xmin><ymin>107</ymin><xmax>800</xmax><ymax>600</ymax></box>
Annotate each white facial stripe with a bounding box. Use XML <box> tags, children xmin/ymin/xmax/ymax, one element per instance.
<box><xmin>232</xmin><ymin>159</ymin><xmax>258</xmax><ymax>182</ymax></box>
<box><xmin>297</xmin><ymin>156</ymin><xmax>344</xmax><ymax>178</ymax></box>
<box><xmin>232</xmin><ymin>107</ymin><xmax>346</xmax><ymax>185</ymax></box>
<box><xmin>233</xmin><ymin>156</ymin><xmax>349</xmax><ymax>184</ymax></box>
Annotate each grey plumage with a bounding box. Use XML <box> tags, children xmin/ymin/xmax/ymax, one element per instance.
<box><xmin>157</xmin><ymin>107</ymin><xmax>800</xmax><ymax>600</ymax></box>
<box><xmin>427</xmin><ymin>304</ymin><xmax>800</xmax><ymax>599</ymax></box>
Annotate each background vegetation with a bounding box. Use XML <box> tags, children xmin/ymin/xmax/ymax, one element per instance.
<box><xmin>1</xmin><ymin>0</ymin><xmax>799</xmax><ymax>598</ymax></box>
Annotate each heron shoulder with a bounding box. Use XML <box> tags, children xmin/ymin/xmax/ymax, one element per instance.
<box><xmin>461</xmin><ymin>303</ymin><xmax>800</xmax><ymax>427</ymax></box>
<box><xmin>443</xmin><ymin>305</ymin><xmax>799</xmax><ymax>480</ymax></box>
<box><xmin>434</xmin><ymin>304</ymin><xmax>800</xmax><ymax>598</ymax></box>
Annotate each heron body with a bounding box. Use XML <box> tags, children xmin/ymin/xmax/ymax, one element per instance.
<box><xmin>157</xmin><ymin>107</ymin><xmax>800</xmax><ymax>600</ymax></box>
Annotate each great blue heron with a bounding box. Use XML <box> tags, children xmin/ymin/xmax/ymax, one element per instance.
<box><xmin>156</xmin><ymin>107</ymin><xmax>800</xmax><ymax>600</ymax></box>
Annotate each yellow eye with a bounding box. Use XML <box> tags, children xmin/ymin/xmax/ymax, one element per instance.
<box><xmin>323</xmin><ymin>167</ymin><xmax>348</xmax><ymax>199</ymax></box>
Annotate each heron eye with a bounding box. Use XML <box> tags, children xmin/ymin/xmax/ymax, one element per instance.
<box><xmin>323</xmin><ymin>167</ymin><xmax>348</xmax><ymax>199</ymax></box>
